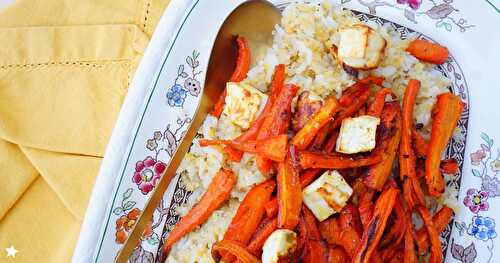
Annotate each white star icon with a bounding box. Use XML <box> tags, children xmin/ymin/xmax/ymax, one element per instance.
<box><xmin>5</xmin><ymin>245</ymin><xmax>18</xmax><ymax>258</ymax></box>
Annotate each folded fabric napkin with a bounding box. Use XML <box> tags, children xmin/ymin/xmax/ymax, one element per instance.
<box><xmin>0</xmin><ymin>0</ymin><xmax>170</xmax><ymax>262</ymax></box>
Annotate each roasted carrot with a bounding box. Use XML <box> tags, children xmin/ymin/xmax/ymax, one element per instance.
<box><xmin>367</xmin><ymin>88</ymin><xmax>394</xmax><ymax>117</ymax></box>
<box><xmin>163</xmin><ymin>169</ymin><xmax>236</xmax><ymax>253</ymax></box>
<box><xmin>358</xmin><ymin>191</ymin><xmax>374</xmax><ymax>230</ymax></box>
<box><xmin>246</xmin><ymin>218</ymin><xmax>278</xmax><ymax>256</ymax></box>
<box><xmin>302</xmin><ymin>240</ymin><xmax>329</xmax><ymax>263</ymax></box>
<box><xmin>199</xmin><ymin>134</ymin><xmax>288</xmax><ymax>162</ymax></box>
<box><xmin>416</xmin><ymin>206</ymin><xmax>453</xmax><ymax>255</ymax></box>
<box><xmin>212</xmin><ymin>240</ymin><xmax>261</xmax><ymax>263</ymax></box>
<box><xmin>319</xmin><ymin>217</ymin><xmax>342</xmax><ymax>246</ymax></box>
<box><xmin>228</xmin><ymin>64</ymin><xmax>286</xmax><ymax>161</ymax></box>
<box><xmin>230</xmin><ymin>36</ymin><xmax>251</xmax><ymax>82</ymax></box>
<box><xmin>328</xmin><ymin>247</ymin><xmax>349</xmax><ymax>263</ymax></box>
<box><xmin>403</xmin><ymin>178</ymin><xmax>415</xmax><ymax>210</ymax></box>
<box><xmin>277</xmin><ymin>146</ymin><xmax>302</xmax><ymax>229</ymax></box>
<box><xmin>440</xmin><ymin>158</ymin><xmax>459</xmax><ymax>174</ymax></box>
<box><xmin>221</xmin><ymin>180</ymin><xmax>276</xmax><ymax>261</ymax></box>
<box><xmin>224</xmin><ymin>145</ymin><xmax>244</xmax><ymax>162</ymax></box>
<box><xmin>406</xmin><ymin>39</ymin><xmax>449</xmax><ymax>65</ymax></box>
<box><xmin>264</xmin><ymin>169</ymin><xmax>321</xmax><ymax>218</ymax></box>
<box><xmin>404</xmin><ymin>221</ymin><xmax>418</xmax><ymax>263</ymax></box>
<box><xmin>256</xmin><ymin>84</ymin><xmax>299</xmax><ymax>173</ymax></box>
<box><xmin>302</xmin><ymin>206</ymin><xmax>321</xmax><ymax>240</ymax></box>
<box><xmin>358</xmin><ymin>76</ymin><xmax>385</xmax><ymax>86</ymax></box>
<box><xmin>292</xmin><ymin>91</ymin><xmax>323</xmax><ymax>132</ymax></box>
<box><xmin>292</xmin><ymin>96</ymin><xmax>340</xmax><ymax>150</ymax></box>
<box><xmin>425</xmin><ymin>93</ymin><xmax>464</xmax><ymax>196</ymax></box>
<box><xmin>353</xmin><ymin>187</ymin><xmax>399</xmax><ymax>263</ymax></box>
<box><xmin>210</xmin><ymin>36</ymin><xmax>251</xmax><ymax>117</ymax></box>
<box><xmin>380</xmin><ymin>197</ymin><xmax>407</xmax><ymax>248</ymax></box>
<box><xmin>412</xmin><ymin>129</ymin><xmax>429</xmax><ymax>158</ymax></box>
<box><xmin>308</xmin><ymin>122</ymin><xmax>332</xmax><ymax>151</ymax></box>
<box><xmin>411</xmin><ymin>177</ymin><xmax>426</xmax><ymax>206</ymax></box>
<box><xmin>416</xmin><ymin>206</ymin><xmax>443</xmax><ymax>263</ymax></box>
<box><xmin>298</xmin><ymin>151</ymin><xmax>382</xmax><ymax>170</ymax></box>
<box><xmin>363</xmin><ymin>102</ymin><xmax>402</xmax><ymax>190</ymax></box>
<box><xmin>333</xmin><ymin>86</ymin><xmax>371</xmax><ymax>129</ymax></box>
<box><xmin>400</xmin><ymin>79</ymin><xmax>420</xmax><ymax>180</ymax></box>
<box><xmin>323</xmin><ymin>130</ymin><xmax>340</xmax><ymax>154</ymax></box>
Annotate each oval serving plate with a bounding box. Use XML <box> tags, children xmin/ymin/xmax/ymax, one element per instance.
<box><xmin>73</xmin><ymin>1</ymin><xmax>500</xmax><ymax>262</ymax></box>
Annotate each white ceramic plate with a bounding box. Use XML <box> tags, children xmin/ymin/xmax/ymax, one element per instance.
<box><xmin>73</xmin><ymin>1</ymin><xmax>500</xmax><ymax>262</ymax></box>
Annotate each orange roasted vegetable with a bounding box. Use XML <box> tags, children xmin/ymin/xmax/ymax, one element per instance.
<box><xmin>412</xmin><ymin>129</ymin><xmax>429</xmax><ymax>158</ymax></box>
<box><xmin>404</xmin><ymin>221</ymin><xmax>418</xmax><ymax>263</ymax></box>
<box><xmin>302</xmin><ymin>240</ymin><xmax>328</xmax><ymax>263</ymax></box>
<box><xmin>425</xmin><ymin>93</ymin><xmax>464</xmax><ymax>196</ymax></box>
<box><xmin>416</xmin><ymin>206</ymin><xmax>443</xmax><ymax>263</ymax></box>
<box><xmin>212</xmin><ymin>240</ymin><xmax>261</xmax><ymax>263</ymax></box>
<box><xmin>292</xmin><ymin>91</ymin><xmax>322</xmax><ymax>132</ymax></box>
<box><xmin>302</xmin><ymin>206</ymin><xmax>321</xmax><ymax>240</ymax></box>
<box><xmin>367</xmin><ymin>88</ymin><xmax>395</xmax><ymax>117</ymax></box>
<box><xmin>277</xmin><ymin>146</ymin><xmax>302</xmax><ymax>229</ymax></box>
<box><xmin>309</xmin><ymin>122</ymin><xmax>331</xmax><ymax>151</ymax></box>
<box><xmin>440</xmin><ymin>158</ymin><xmax>459</xmax><ymax>174</ymax></box>
<box><xmin>163</xmin><ymin>169</ymin><xmax>236</xmax><ymax>254</ymax></box>
<box><xmin>363</xmin><ymin>102</ymin><xmax>401</xmax><ymax>190</ymax></box>
<box><xmin>380</xmin><ymin>197</ymin><xmax>407</xmax><ymax>248</ymax></box>
<box><xmin>292</xmin><ymin>96</ymin><xmax>340</xmax><ymax>150</ymax></box>
<box><xmin>264</xmin><ymin>169</ymin><xmax>321</xmax><ymax>218</ymax></box>
<box><xmin>400</xmin><ymin>79</ymin><xmax>420</xmax><ymax>180</ymax></box>
<box><xmin>319</xmin><ymin>217</ymin><xmax>342</xmax><ymax>246</ymax></box>
<box><xmin>328</xmin><ymin>247</ymin><xmax>349</xmax><ymax>263</ymax></box>
<box><xmin>211</xmin><ymin>36</ymin><xmax>251</xmax><ymax>117</ymax></box>
<box><xmin>416</xmin><ymin>206</ymin><xmax>453</xmax><ymax>255</ymax></box>
<box><xmin>406</xmin><ymin>39</ymin><xmax>449</xmax><ymax>65</ymax></box>
<box><xmin>246</xmin><ymin>218</ymin><xmax>278</xmax><ymax>256</ymax></box>
<box><xmin>256</xmin><ymin>84</ymin><xmax>299</xmax><ymax>173</ymax></box>
<box><xmin>353</xmin><ymin>187</ymin><xmax>399</xmax><ymax>263</ymax></box>
<box><xmin>199</xmin><ymin>134</ymin><xmax>288</xmax><ymax>162</ymax></box>
<box><xmin>324</xmin><ymin>130</ymin><xmax>340</xmax><ymax>154</ymax></box>
<box><xmin>298</xmin><ymin>151</ymin><xmax>382</xmax><ymax>170</ymax></box>
<box><xmin>358</xmin><ymin>190</ymin><xmax>374</xmax><ymax>230</ymax></box>
<box><xmin>333</xmin><ymin>85</ymin><xmax>371</xmax><ymax>129</ymax></box>
<box><xmin>221</xmin><ymin>180</ymin><xmax>276</xmax><ymax>261</ymax></box>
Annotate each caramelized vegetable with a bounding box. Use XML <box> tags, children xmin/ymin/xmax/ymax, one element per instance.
<box><xmin>246</xmin><ymin>218</ymin><xmax>278</xmax><ymax>256</ymax></box>
<box><xmin>298</xmin><ymin>151</ymin><xmax>382</xmax><ymax>170</ymax></box>
<box><xmin>163</xmin><ymin>169</ymin><xmax>236</xmax><ymax>253</ymax></box>
<box><xmin>333</xmin><ymin>85</ymin><xmax>371</xmax><ymax>129</ymax></box>
<box><xmin>277</xmin><ymin>146</ymin><xmax>302</xmax><ymax>229</ymax></box>
<box><xmin>412</xmin><ymin>129</ymin><xmax>429</xmax><ymax>158</ymax></box>
<box><xmin>440</xmin><ymin>158</ymin><xmax>459</xmax><ymax>174</ymax></box>
<box><xmin>425</xmin><ymin>93</ymin><xmax>464</xmax><ymax>196</ymax></box>
<box><xmin>302</xmin><ymin>206</ymin><xmax>321</xmax><ymax>240</ymax></box>
<box><xmin>199</xmin><ymin>134</ymin><xmax>288</xmax><ymax>162</ymax></box>
<box><xmin>416</xmin><ymin>205</ymin><xmax>443</xmax><ymax>263</ymax></box>
<box><xmin>353</xmin><ymin>187</ymin><xmax>399</xmax><ymax>263</ymax></box>
<box><xmin>211</xmin><ymin>36</ymin><xmax>251</xmax><ymax>117</ymax></box>
<box><xmin>212</xmin><ymin>240</ymin><xmax>261</xmax><ymax>263</ymax></box>
<box><xmin>406</xmin><ymin>39</ymin><xmax>449</xmax><ymax>65</ymax></box>
<box><xmin>367</xmin><ymin>88</ymin><xmax>394</xmax><ymax>117</ymax></box>
<box><xmin>292</xmin><ymin>96</ymin><xmax>340</xmax><ymax>150</ymax></box>
<box><xmin>302</xmin><ymin>240</ymin><xmax>329</xmax><ymax>263</ymax></box>
<box><xmin>292</xmin><ymin>91</ymin><xmax>322</xmax><ymax>131</ymax></box>
<box><xmin>363</xmin><ymin>102</ymin><xmax>401</xmax><ymax>190</ymax></box>
<box><xmin>221</xmin><ymin>180</ymin><xmax>276</xmax><ymax>261</ymax></box>
<box><xmin>400</xmin><ymin>79</ymin><xmax>420</xmax><ymax>180</ymax></box>
<box><xmin>416</xmin><ymin>206</ymin><xmax>453</xmax><ymax>255</ymax></box>
<box><xmin>328</xmin><ymin>247</ymin><xmax>349</xmax><ymax>263</ymax></box>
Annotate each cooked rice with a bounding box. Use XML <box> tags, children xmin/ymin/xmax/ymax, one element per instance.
<box><xmin>166</xmin><ymin>2</ymin><xmax>451</xmax><ymax>262</ymax></box>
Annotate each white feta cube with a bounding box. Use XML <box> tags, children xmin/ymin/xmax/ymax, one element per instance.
<box><xmin>262</xmin><ymin>229</ymin><xmax>297</xmax><ymax>263</ymax></box>
<box><xmin>336</xmin><ymin>24</ymin><xmax>387</xmax><ymax>69</ymax></box>
<box><xmin>336</xmin><ymin>115</ymin><xmax>380</xmax><ymax>154</ymax></box>
<box><xmin>222</xmin><ymin>82</ymin><xmax>267</xmax><ymax>129</ymax></box>
<box><xmin>302</xmin><ymin>170</ymin><xmax>353</xmax><ymax>222</ymax></box>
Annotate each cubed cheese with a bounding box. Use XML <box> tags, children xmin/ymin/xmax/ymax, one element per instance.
<box><xmin>222</xmin><ymin>82</ymin><xmax>267</xmax><ymax>129</ymax></box>
<box><xmin>336</xmin><ymin>115</ymin><xmax>380</xmax><ymax>154</ymax></box>
<box><xmin>302</xmin><ymin>170</ymin><xmax>353</xmax><ymax>221</ymax></box>
<box><xmin>336</xmin><ymin>24</ymin><xmax>386</xmax><ymax>69</ymax></box>
<box><xmin>262</xmin><ymin>229</ymin><xmax>297</xmax><ymax>263</ymax></box>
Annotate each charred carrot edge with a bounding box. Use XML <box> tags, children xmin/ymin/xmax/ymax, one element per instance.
<box><xmin>353</xmin><ymin>187</ymin><xmax>399</xmax><ymax>263</ymax></box>
<box><xmin>308</xmin><ymin>122</ymin><xmax>331</xmax><ymax>151</ymax></box>
<box><xmin>299</xmin><ymin>151</ymin><xmax>382</xmax><ymax>170</ymax></box>
<box><xmin>221</xmin><ymin>180</ymin><xmax>276</xmax><ymax>261</ymax></box>
<box><xmin>332</xmin><ymin>86</ymin><xmax>371</xmax><ymax>129</ymax></box>
<box><xmin>358</xmin><ymin>76</ymin><xmax>385</xmax><ymax>86</ymax></box>
<box><xmin>163</xmin><ymin>169</ymin><xmax>236</xmax><ymax>254</ymax></box>
<box><xmin>212</xmin><ymin>240</ymin><xmax>261</xmax><ymax>263</ymax></box>
<box><xmin>246</xmin><ymin>218</ymin><xmax>278</xmax><ymax>256</ymax></box>
<box><xmin>440</xmin><ymin>158</ymin><xmax>459</xmax><ymax>174</ymax></box>
<box><xmin>416</xmin><ymin>205</ymin><xmax>444</xmax><ymax>263</ymax></box>
<box><xmin>416</xmin><ymin>206</ymin><xmax>453</xmax><ymax>255</ymax></box>
<box><xmin>264</xmin><ymin>169</ymin><xmax>321</xmax><ymax>218</ymax></box>
<box><xmin>302</xmin><ymin>206</ymin><xmax>321</xmax><ymax>240</ymax></box>
<box><xmin>319</xmin><ymin>217</ymin><xmax>342</xmax><ymax>246</ymax></box>
<box><xmin>379</xmin><ymin>197</ymin><xmax>407</xmax><ymax>248</ymax></box>
<box><xmin>367</xmin><ymin>88</ymin><xmax>394</xmax><ymax>117</ymax></box>
<box><xmin>363</xmin><ymin>102</ymin><xmax>402</xmax><ymax>190</ymax></box>
<box><xmin>425</xmin><ymin>93</ymin><xmax>464</xmax><ymax>196</ymax></box>
<box><xmin>358</xmin><ymin>191</ymin><xmax>374</xmax><ymax>230</ymax></box>
<box><xmin>323</xmin><ymin>130</ymin><xmax>340</xmax><ymax>154</ymax></box>
<box><xmin>292</xmin><ymin>96</ymin><xmax>340</xmax><ymax>150</ymax></box>
<box><xmin>412</xmin><ymin>129</ymin><xmax>429</xmax><ymax>158</ymax></box>
<box><xmin>230</xmin><ymin>36</ymin><xmax>251</xmax><ymax>82</ymax></box>
<box><xmin>302</xmin><ymin>240</ymin><xmax>328</xmax><ymax>263</ymax></box>
<box><xmin>199</xmin><ymin>134</ymin><xmax>288</xmax><ymax>162</ymax></box>
<box><xmin>277</xmin><ymin>146</ymin><xmax>302</xmax><ymax>229</ymax></box>
<box><xmin>400</xmin><ymin>79</ymin><xmax>420</xmax><ymax>180</ymax></box>
<box><xmin>406</xmin><ymin>39</ymin><xmax>449</xmax><ymax>65</ymax></box>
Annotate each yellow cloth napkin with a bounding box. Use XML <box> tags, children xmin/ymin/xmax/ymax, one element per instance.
<box><xmin>0</xmin><ymin>0</ymin><xmax>169</xmax><ymax>261</ymax></box>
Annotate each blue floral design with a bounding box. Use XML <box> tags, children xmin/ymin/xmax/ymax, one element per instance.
<box><xmin>467</xmin><ymin>216</ymin><xmax>497</xmax><ymax>241</ymax></box>
<box><xmin>166</xmin><ymin>84</ymin><xmax>187</xmax><ymax>107</ymax></box>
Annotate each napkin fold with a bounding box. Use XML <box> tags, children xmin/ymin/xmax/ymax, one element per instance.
<box><xmin>0</xmin><ymin>0</ymin><xmax>170</xmax><ymax>261</ymax></box>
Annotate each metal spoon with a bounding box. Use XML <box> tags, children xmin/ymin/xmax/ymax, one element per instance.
<box><xmin>114</xmin><ymin>1</ymin><xmax>281</xmax><ymax>262</ymax></box>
